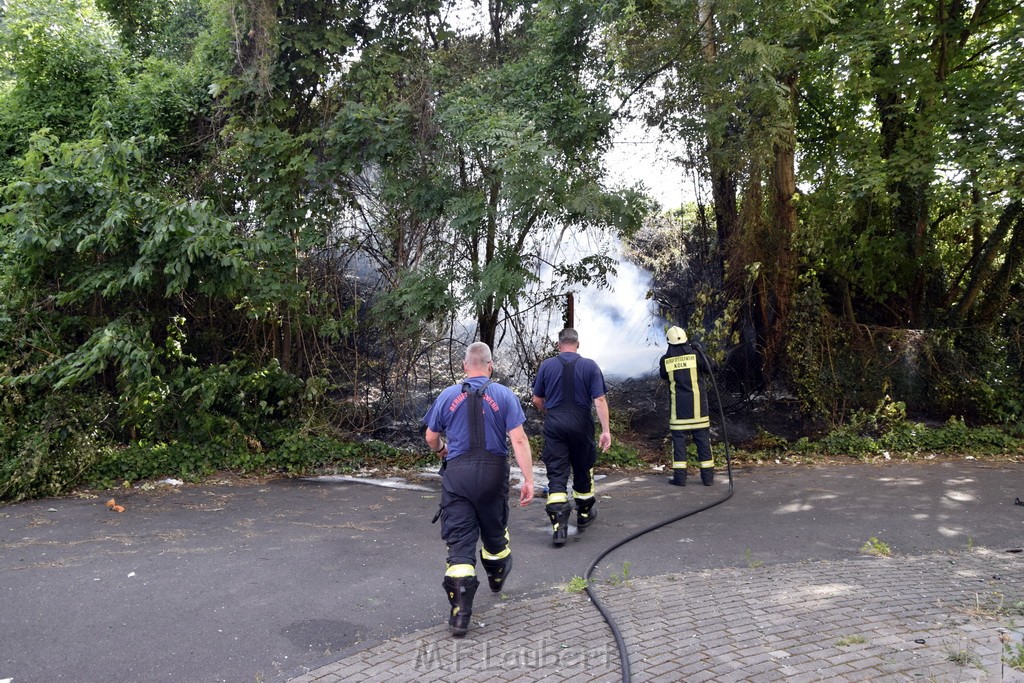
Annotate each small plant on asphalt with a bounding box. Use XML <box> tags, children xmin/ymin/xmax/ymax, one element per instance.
<box><xmin>565</xmin><ymin>576</ymin><xmax>589</xmax><ymax>592</ymax></box>
<box><xmin>745</xmin><ymin>548</ymin><xmax>764</xmax><ymax>568</ymax></box>
<box><xmin>836</xmin><ymin>635</ymin><xmax>867</xmax><ymax>647</ymax></box>
<box><xmin>860</xmin><ymin>536</ymin><xmax>892</xmax><ymax>557</ymax></box>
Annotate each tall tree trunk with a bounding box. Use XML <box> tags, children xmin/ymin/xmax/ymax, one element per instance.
<box><xmin>697</xmin><ymin>0</ymin><xmax>738</xmax><ymax>283</ymax></box>
<box><xmin>763</xmin><ymin>71</ymin><xmax>800</xmax><ymax>377</ymax></box>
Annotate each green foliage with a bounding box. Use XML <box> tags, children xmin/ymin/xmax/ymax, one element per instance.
<box><xmin>0</xmin><ymin>388</ymin><xmax>118</xmax><ymax>501</ymax></box>
<box><xmin>0</xmin><ymin>0</ymin><xmax>127</xmax><ymax>181</ymax></box>
<box><xmin>744</xmin><ymin>548</ymin><xmax>764</xmax><ymax>569</ymax></box>
<box><xmin>860</xmin><ymin>537</ymin><xmax>891</xmax><ymax>557</ymax></box>
<box><xmin>599</xmin><ymin>440</ymin><xmax>644</xmax><ymax>468</ymax></box>
<box><xmin>785</xmin><ymin>274</ymin><xmax>1024</xmax><ymax>429</ymax></box>
<box><xmin>605</xmin><ymin>561</ymin><xmax>632</xmax><ymax>586</ymax></box>
<box><xmin>1004</xmin><ymin>641</ymin><xmax>1024</xmax><ymax>673</ymax></box>
<box><xmin>945</xmin><ymin>644</ymin><xmax>982</xmax><ymax>669</ymax></box>
<box><xmin>565</xmin><ymin>576</ymin><xmax>589</xmax><ymax>592</ymax></box>
<box><xmin>793</xmin><ymin>396</ymin><xmax>1024</xmax><ymax>459</ymax></box>
<box><xmin>836</xmin><ymin>635</ymin><xmax>866</xmax><ymax>647</ymax></box>
<box><xmin>81</xmin><ymin>431</ymin><xmax>416</xmax><ymax>490</ymax></box>
<box><xmin>598</xmin><ymin>408</ymin><xmax>644</xmax><ymax>467</ymax></box>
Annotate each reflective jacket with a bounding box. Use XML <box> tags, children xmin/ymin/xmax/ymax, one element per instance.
<box><xmin>659</xmin><ymin>342</ymin><xmax>710</xmax><ymax>431</ymax></box>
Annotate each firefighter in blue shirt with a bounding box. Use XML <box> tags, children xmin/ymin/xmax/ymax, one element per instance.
<box><xmin>424</xmin><ymin>342</ymin><xmax>535</xmax><ymax>637</ymax></box>
<box><xmin>531</xmin><ymin>328</ymin><xmax>611</xmax><ymax>546</ymax></box>
<box><xmin>659</xmin><ymin>326</ymin><xmax>715</xmax><ymax>486</ymax></box>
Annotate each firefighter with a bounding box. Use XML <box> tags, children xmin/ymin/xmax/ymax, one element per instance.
<box><xmin>531</xmin><ymin>328</ymin><xmax>611</xmax><ymax>546</ymax></box>
<box><xmin>659</xmin><ymin>326</ymin><xmax>715</xmax><ymax>486</ymax></box>
<box><xmin>424</xmin><ymin>342</ymin><xmax>535</xmax><ymax>637</ymax></box>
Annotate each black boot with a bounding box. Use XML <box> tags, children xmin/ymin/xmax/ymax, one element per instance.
<box><xmin>576</xmin><ymin>498</ymin><xmax>597</xmax><ymax>531</ymax></box>
<box><xmin>442</xmin><ymin>575</ymin><xmax>479</xmax><ymax>637</ymax></box>
<box><xmin>545</xmin><ymin>502</ymin><xmax>572</xmax><ymax>547</ymax></box>
<box><xmin>700</xmin><ymin>467</ymin><xmax>714</xmax><ymax>486</ymax></box>
<box><xmin>480</xmin><ymin>552</ymin><xmax>512</xmax><ymax>593</ymax></box>
<box><xmin>669</xmin><ymin>468</ymin><xmax>687</xmax><ymax>486</ymax></box>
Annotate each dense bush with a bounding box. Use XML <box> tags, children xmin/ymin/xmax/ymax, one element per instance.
<box><xmin>784</xmin><ymin>277</ymin><xmax>1024</xmax><ymax>430</ymax></box>
<box><xmin>0</xmin><ymin>388</ymin><xmax>117</xmax><ymax>501</ymax></box>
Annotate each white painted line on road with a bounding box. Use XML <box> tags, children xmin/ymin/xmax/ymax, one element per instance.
<box><xmin>304</xmin><ymin>475</ymin><xmax>432</xmax><ymax>491</ymax></box>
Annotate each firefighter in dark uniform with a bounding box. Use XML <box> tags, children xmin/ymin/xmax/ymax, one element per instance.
<box><xmin>531</xmin><ymin>328</ymin><xmax>611</xmax><ymax>546</ymax></box>
<box><xmin>424</xmin><ymin>342</ymin><xmax>535</xmax><ymax>637</ymax></box>
<box><xmin>659</xmin><ymin>326</ymin><xmax>715</xmax><ymax>486</ymax></box>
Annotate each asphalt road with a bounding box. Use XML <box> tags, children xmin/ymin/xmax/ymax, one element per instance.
<box><xmin>1</xmin><ymin>459</ymin><xmax>1022</xmax><ymax>682</ymax></box>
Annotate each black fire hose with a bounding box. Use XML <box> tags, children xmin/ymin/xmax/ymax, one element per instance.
<box><xmin>583</xmin><ymin>346</ymin><xmax>734</xmax><ymax>683</ymax></box>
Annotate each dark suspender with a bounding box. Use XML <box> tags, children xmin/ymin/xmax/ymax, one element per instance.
<box><xmin>461</xmin><ymin>379</ymin><xmax>494</xmax><ymax>454</ymax></box>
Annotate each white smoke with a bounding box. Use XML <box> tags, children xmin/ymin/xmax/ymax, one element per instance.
<box><xmin>572</xmin><ymin>243</ymin><xmax>667</xmax><ymax>378</ymax></box>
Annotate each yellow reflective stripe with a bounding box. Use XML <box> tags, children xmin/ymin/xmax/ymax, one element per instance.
<box><xmin>482</xmin><ymin>547</ymin><xmax>511</xmax><ymax>560</ymax></box>
<box><xmin>573</xmin><ymin>467</ymin><xmax>595</xmax><ymax>499</ymax></box>
<box><xmin>482</xmin><ymin>530</ymin><xmax>511</xmax><ymax>561</ymax></box>
<box><xmin>547</xmin><ymin>492</ymin><xmax>568</xmax><ymax>504</ymax></box>
<box><xmin>670</xmin><ymin>416</ymin><xmax>710</xmax><ymax>429</ymax></box>
<box><xmin>671</xmin><ymin>462</ymin><xmax>687</xmax><ymax>469</ymax></box>
<box><xmin>699</xmin><ymin>460</ymin><xmax>714</xmax><ymax>468</ymax></box>
<box><xmin>445</xmin><ymin>563</ymin><xmax>476</xmax><ymax>578</ymax></box>
<box><xmin>692</xmin><ymin>370</ymin><xmax>702</xmax><ymax>425</ymax></box>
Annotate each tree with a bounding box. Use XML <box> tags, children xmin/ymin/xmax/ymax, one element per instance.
<box><xmin>799</xmin><ymin>0</ymin><xmax>1024</xmax><ymax>328</ymax></box>
<box><xmin>607</xmin><ymin>0</ymin><xmax>834</xmax><ymax>383</ymax></box>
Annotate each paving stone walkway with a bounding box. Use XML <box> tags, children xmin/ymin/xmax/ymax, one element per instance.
<box><xmin>288</xmin><ymin>550</ymin><xmax>1024</xmax><ymax>683</ymax></box>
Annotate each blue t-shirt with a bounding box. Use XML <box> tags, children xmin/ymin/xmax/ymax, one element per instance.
<box><xmin>532</xmin><ymin>351</ymin><xmax>607</xmax><ymax>410</ymax></box>
<box><xmin>423</xmin><ymin>376</ymin><xmax>526</xmax><ymax>459</ymax></box>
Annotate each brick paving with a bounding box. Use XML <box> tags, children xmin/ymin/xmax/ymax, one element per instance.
<box><xmin>288</xmin><ymin>550</ymin><xmax>1024</xmax><ymax>682</ymax></box>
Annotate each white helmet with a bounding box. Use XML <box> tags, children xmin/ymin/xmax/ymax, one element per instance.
<box><xmin>666</xmin><ymin>326</ymin><xmax>688</xmax><ymax>345</ymax></box>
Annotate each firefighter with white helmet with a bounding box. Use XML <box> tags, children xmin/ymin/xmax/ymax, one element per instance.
<box><xmin>659</xmin><ymin>326</ymin><xmax>715</xmax><ymax>486</ymax></box>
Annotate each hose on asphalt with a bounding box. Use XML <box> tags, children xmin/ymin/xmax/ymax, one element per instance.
<box><xmin>583</xmin><ymin>345</ymin><xmax>734</xmax><ymax>683</ymax></box>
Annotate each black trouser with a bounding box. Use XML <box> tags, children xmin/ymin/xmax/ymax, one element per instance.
<box><xmin>541</xmin><ymin>407</ymin><xmax>596</xmax><ymax>498</ymax></box>
<box><xmin>672</xmin><ymin>427</ymin><xmax>712</xmax><ymax>465</ymax></box>
<box><xmin>440</xmin><ymin>452</ymin><xmax>511</xmax><ymax>567</ymax></box>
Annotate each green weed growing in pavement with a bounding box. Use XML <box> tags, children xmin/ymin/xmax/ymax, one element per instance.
<box><xmin>944</xmin><ymin>642</ymin><xmax>982</xmax><ymax>669</ymax></box>
<box><xmin>606</xmin><ymin>561</ymin><xmax>633</xmax><ymax>587</ymax></box>
<box><xmin>1004</xmin><ymin>640</ymin><xmax>1024</xmax><ymax>671</ymax></box>
<box><xmin>745</xmin><ymin>548</ymin><xmax>764</xmax><ymax>568</ymax></box>
<box><xmin>565</xmin><ymin>576</ymin><xmax>589</xmax><ymax>592</ymax></box>
<box><xmin>836</xmin><ymin>635</ymin><xmax>867</xmax><ymax>647</ymax></box>
<box><xmin>860</xmin><ymin>537</ymin><xmax>892</xmax><ymax>557</ymax></box>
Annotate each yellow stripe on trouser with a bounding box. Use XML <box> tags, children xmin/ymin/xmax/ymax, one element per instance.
<box><xmin>547</xmin><ymin>491</ymin><xmax>568</xmax><ymax>504</ymax></box>
<box><xmin>573</xmin><ymin>468</ymin><xmax>595</xmax><ymax>499</ymax></box>
<box><xmin>672</xmin><ymin>462</ymin><xmax>687</xmax><ymax>469</ymax></box>
<box><xmin>481</xmin><ymin>529</ymin><xmax>511</xmax><ymax>560</ymax></box>
<box><xmin>699</xmin><ymin>460</ymin><xmax>714</xmax><ymax>468</ymax></box>
<box><xmin>445</xmin><ymin>563</ymin><xmax>476</xmax><ymax>578</ymax></box>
